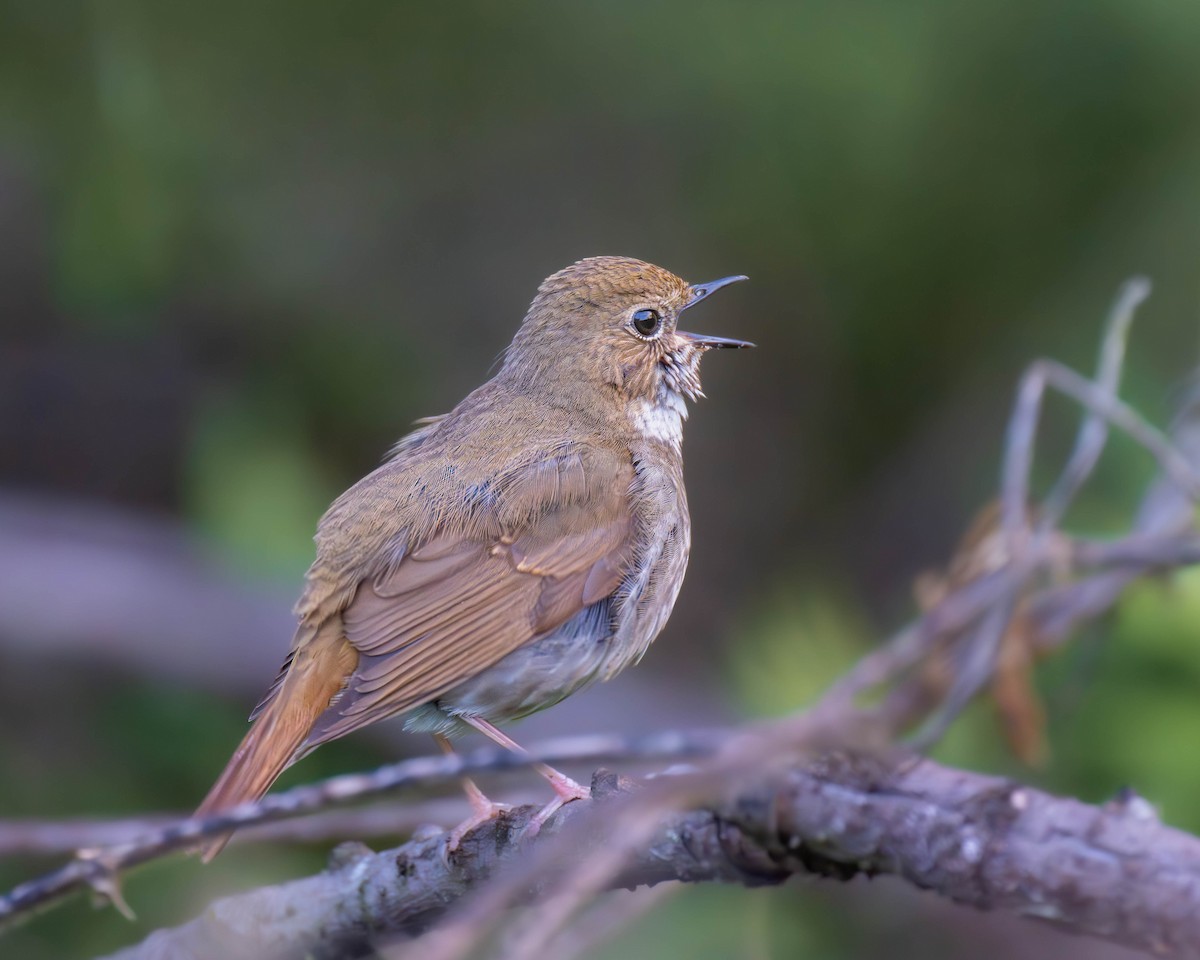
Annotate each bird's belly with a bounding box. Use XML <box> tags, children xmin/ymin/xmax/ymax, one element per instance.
<box><xmin>403</xmin><ymin>599</ymin><xmax>615</xmax><ymax>734</ymax></box>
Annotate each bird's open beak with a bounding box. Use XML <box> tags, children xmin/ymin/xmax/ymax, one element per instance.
<box><xmin>678</xmin><ymin>274</ymin><xmax>754</xmax><ymax>349</ymax></box>
<box><xmin>677</xmin><ymin>331</ymin><xmax>755</xmax><ymax>349</ymax></box>
<box><xmin>683</xmin><ymin>274</ymin><xmax>748</xmax><ymax>308</ymax></box>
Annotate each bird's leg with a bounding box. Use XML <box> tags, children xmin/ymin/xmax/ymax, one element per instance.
<box><xmin>434</xmin><ymin>732</ymin><xmax>511</xmax><ymax>852</ymax></box>
<box><xmin>460</xmin><ymin>715</ymin><xmax>590</xmax><ymax>834</ymax></box>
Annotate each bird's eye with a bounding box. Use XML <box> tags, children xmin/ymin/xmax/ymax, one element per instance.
<box><xmin>631</xmin><ymin>308</ymin><xmax>662</xmax><ymax>338</ymax></box>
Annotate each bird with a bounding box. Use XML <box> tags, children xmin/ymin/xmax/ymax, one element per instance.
<box><xmin>194</xmin><ymin>256</ymin><xmax>751</xmax><ymax>858</ymax></box>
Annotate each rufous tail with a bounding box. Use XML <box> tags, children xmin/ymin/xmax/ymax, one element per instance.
<box><xmin>194</xmin><ymin>632</ymin><xmax>356</xmax><ymax>861</ymax></box>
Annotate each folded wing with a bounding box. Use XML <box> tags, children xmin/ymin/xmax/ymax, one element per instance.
<box><xmin>302</xmin><ymin>449</ymin><xmax>634</xmax><ymax>747</ymax></box>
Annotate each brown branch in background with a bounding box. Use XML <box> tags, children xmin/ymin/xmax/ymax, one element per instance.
<box><xmin>97</xmin><ymin>757</ymin><xmax>1200</xmax><ymax>960</ymax></box>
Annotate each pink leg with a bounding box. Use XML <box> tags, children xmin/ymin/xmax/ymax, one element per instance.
<box><xmin>460</xmin><ymin>716</ymin><xmax>590</xmax><ymax>833</ymax></box>
<box><xmin>434</xmin><ymin>732</ymin><xmax>511</xmax><ymax>851</ymax></box>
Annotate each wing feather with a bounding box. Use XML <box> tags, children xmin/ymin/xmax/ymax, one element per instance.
<box><xmin>302</xmin><ymin>449</ymin><xmax>633</xmax><ymax>747</ymax></box>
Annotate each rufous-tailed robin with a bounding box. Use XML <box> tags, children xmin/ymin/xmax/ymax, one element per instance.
<box><xmin>195</xmin><ymin>256</ymin><xmax>751</xmax><ymax>856</ymax></box>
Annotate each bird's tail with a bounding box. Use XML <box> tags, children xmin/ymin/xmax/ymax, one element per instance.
<box><xmin>194</xmin><ymin>630</ymin><xmax>356</xmax><ymax>861</ymax></box>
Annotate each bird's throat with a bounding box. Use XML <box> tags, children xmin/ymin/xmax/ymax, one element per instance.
<box><xmin>629</xmin><ymin>386</ymin><xmax>688</xmax><ymax>450</ymax></box>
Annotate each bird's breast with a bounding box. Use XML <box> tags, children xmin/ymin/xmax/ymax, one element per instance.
<box><xmin>595</xmin><ymin>451</ymin><xmax>690</xmax><ymax>680</ymax></box>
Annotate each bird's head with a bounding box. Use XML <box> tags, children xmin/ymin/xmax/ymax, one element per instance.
<box><xmin>503</xmin><ymin>256</ymin><xmax>752</xmax><ymax>411</ymax></box>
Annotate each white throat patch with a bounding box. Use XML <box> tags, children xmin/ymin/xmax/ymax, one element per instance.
<box><xmin>630</xmin><ymin>388</ymin><xmax>688</xmax><ymax>449</ymax></box>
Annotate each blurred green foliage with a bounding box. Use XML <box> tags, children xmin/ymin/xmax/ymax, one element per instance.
<box><xmin>185</xmin><ymin>384</ymin><xmax>338</xmax><ymax>579</ymax></box>
<box><xmin>3</xmin><ymin>0</ymin><xmax>1200</xmax><ymax>956</ymax></box>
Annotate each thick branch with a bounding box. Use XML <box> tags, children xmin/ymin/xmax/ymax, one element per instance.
<box><xmin>100</xmin><ymin>757</ymin><xmax>1200</xmax><ymax>960</ymax></box>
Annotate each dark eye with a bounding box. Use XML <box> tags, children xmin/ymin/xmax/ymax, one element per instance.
<box><xmin>631</xmin><ymin>308</ymin><xmax>662</xmax><ymax>338</ymax></box>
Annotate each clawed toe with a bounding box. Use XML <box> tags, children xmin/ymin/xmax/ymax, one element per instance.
<box><xmin>444</xmin><ymin>799</ymin><xmax>514</xmax><ymax>855</ymax></box>
<box><xmin>437</xmin><ymin>721</ymin><xmax>593</xmax><ymax>850</ymax></box>
<box><xmin>523</xmin><ymin>776</ymin><xmax>591</xmax><ymax>838</ymax></box>
<box><xmin>443</xmin><ymin>778</ymin><xmax>591</xmax><ymax>854</ymax></box>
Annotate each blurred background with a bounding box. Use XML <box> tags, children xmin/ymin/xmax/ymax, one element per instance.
<box><xmin>3</xmin><ymin>1</ymin><xmax>1200</xmax><ymax>957</ymax></box>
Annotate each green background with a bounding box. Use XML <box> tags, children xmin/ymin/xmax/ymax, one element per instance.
<box><xmin>2</xmin><ymin>1</ymin><xmax>1199</xmax><ymax>956</ymax></box>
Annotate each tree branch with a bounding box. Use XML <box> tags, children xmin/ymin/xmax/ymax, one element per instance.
<box><xmin>98</xmin><ymin>756</ymin><xmax>1200</xmax><ymax>960</ymax></box>
<box><xmin>0</xmin><ymin>730</ymin><xmax>726</xmax><ymax>925</ymax></box>
<box><xmin>0</xmin><ymin>797</ymin><xmax>542</xmax><ymax>858</ymax></box>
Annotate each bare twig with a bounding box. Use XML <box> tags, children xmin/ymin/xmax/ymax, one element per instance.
<box><xmin>0</xmin><ymin>730</ymin><xmax>725</xmax><ymax>927</ymax></box>
<box><xmin>1002</xmin><ymin>358</ymin><xmax>1200</xmax><ymax>542</ymax></box>
<box><xmin>0</xmin><ymin>797</ymin><xmax>553</xmax><ymax>859</ymax></box>
<box><xmin>1037</xmin><ymin>277</ymin><xmax>1151</xmax><ymax>535</ymax></box>
<box><xmin>908</xmin><ymin>280</ymin><xmax>1187</xmax><ymax>745</ymax></box>
<box><xmin>907</xmin><ymin>593</ymin><xmax>1018</xmax><ymax>751</ymax></box>
<box><xmin>530</xmin><ymin>886</ymin><xmax>677</xmax><ymax>960</ymax></box>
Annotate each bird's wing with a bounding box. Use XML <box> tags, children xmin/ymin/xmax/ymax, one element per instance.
<box><xmin>305</xmin><ymin>448</ymin><xmax>634</xmax><ymax>744</ymax></box>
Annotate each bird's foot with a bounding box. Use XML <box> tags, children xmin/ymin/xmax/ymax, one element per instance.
<box><xmin>444</xmin><ymin>798</ymin><xmax>514</xmax><ymax>854</ymax></box>
<box><xmin>444</xmin><ymin>776</ymin><xmax>513</xmax><ymax>856</ymax></box>
<box><xmin>524</xmin><ymin>767</ymin><xmax>591</xmax><ymax>838</ymax></box>
<box><xmin>448</xmin><ymin>720</ymin><xmax>591</xmax><ymax>841</ymax></box>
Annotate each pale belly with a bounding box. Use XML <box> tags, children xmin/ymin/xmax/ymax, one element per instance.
<box><xmin>402</xmin><ymin>598</ymin><xmax>615</xmax><ymax>734</ymax></box>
